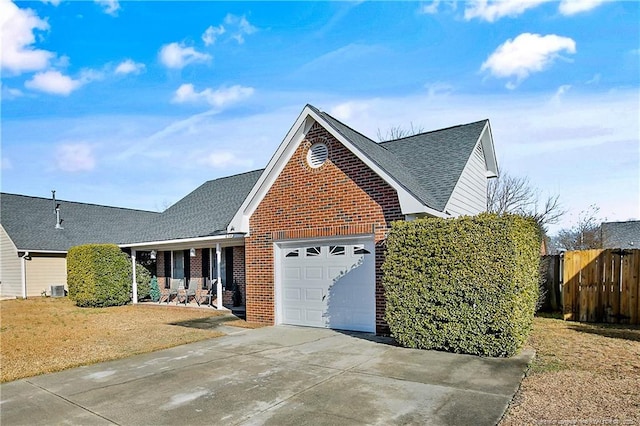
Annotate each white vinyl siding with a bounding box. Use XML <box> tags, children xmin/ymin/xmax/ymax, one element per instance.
<box><xmin>445</xmin><ymin>142</ymin><xmax>489</xmax><ymax>216</ymax></box>
<box><xmin>25</xmin><ymin>254</ymin><xmax>67</xmax><ymax>297</ymax></box>
<box><xmin>0</xmin><ymin>226</ymin><xmax>22</xmax><ymax>298</ymax></box>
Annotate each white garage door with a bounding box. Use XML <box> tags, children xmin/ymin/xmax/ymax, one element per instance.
<box><xmin>277</xmin><ymin>238</ymin><xmax>376</xmax><ymax>333</ymax></box>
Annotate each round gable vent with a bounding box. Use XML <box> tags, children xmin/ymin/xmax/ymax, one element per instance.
<box><xmin>306</xmin><ymin>142</ymin><xmax>328</xmax><ymax>168</ymax></box>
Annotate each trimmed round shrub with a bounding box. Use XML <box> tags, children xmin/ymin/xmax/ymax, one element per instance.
<box><xmin>67</xmin><ymin>244</ymin><xmax>132</xmax><ymax>307</ymax></box>
<box><xmin>382</xmin><ymin>213</ymin><xmax>540</xmax><ymax>357</ymax></box>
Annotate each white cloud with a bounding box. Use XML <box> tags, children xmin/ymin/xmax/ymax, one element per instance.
<box><xmin>223</xmin><ymin>14</ymin><xmax>257</xmax><ymax>44</ymax></box>
<box><xmin>550</xmin><ymin>84</ymin><xmax>571</xmax><ymax>104</ymax></box>
<box><xmin>464</xmin><ymin>0</ymin><xmax>550</xmax><ymax>22</ymax></box>
<box><xmin>95</xmin><ymin>0</ymin><xmax>120</xmax><ymax>16</ymax></box>
<box><xmin>419</xmin><ymin>0</ymin><xmax>441</xmax><ymax>14</ymax></box>
<box><xmin>159</xmin><ymin>42</ymin><xmax>211</xmax><ymax>69</ymax></box>
<box><xmin>330</xmin><ymin>101</ymin><xmax>373</xmax><ymax>121</ymax></box>
<box><xmin>24</xmin><ymin>69</ymin><xmax>101</xmax><ymax>95</ymax></box>
<box><xmin>197</xmin><ymin>151</ymin><xmax>253</xmax><ymax>168</ymax></box>
<box><xmin>55</xmin><ymin>143</ymin><xmax>96</xmax><ymax>172</ymax></box>
<box><xmin>0</xmin><ymin>0</ymin><xmax>54</xmax><ymax>74</ymax></box>
<box><xmin>2</xmin><ymin>85</ymin><xmax>25</xmax><ymax>99</ymax></box>
<box><xmin>425</xmin><ymin>81</ymin><xmax>454</xmax><ymax>97</ymax></box>
<box><xmin>172</xmin><ymin>84</ymin><xmax>254</xmax><ymax>108</ymax></box>
<box><xmin>115</xmin><ymin>59</ymin><xmax>145</xmax><ymax>75</ymax></box>
<box><xmin>464</xmin><ymin>0</ymin><xmax>606</xmax><ymax>21</ymax></box>
<box><xmin>202</xmin><ymin>24</ymin><xmax>225</xmax><ymax>46</ymax></box>
<box><xmin>25</xmin><ymin>70</ymin><xmax>81</xmax><ymax>95</ymax></box>
<box><xmin>586</xmin><ymin>73</ymin><xmax>601</xmax><ymax>85</ymax></box>
<box><xmin>481</xmin><ymin>33</ymin><xmax>576</xmax><ymax>88</ymax></box>
<box><xmin>558</xmin><ymin>0</ymin><xmax>606</xmax><ymax>15</ymax></box>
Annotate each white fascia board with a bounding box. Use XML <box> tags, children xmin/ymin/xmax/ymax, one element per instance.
<box><xmin>480</xmin><ymin>121</ymin><xmax>499</xmax><ymax>178</ymax></box>
<box><xmin>17</xmin><ymin>249</ymin><xmax>68</xmax><ymax>254</ymax></box>
<box><xmin>228</xmin><ymin>107</ymin><xmax>315</xmax><ymax>233</ymax></box>
<box><xmin>120</xmin><ymin>234</ymin><xmax>245</xmax><ymax>251</ymax></box>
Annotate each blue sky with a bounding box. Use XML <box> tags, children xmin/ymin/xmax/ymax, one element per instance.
<box><xmin>2</xmin><ymin>0</ymin><xmax>638</xmax><ymax>234</ymax></box>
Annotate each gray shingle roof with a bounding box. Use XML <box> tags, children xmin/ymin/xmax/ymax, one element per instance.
<box><xmin>2</xmin><ymin>105</ymin><xmax>490</xmax><ymax>249</ymax></box>
<box><xmin>310</xmin><ymin>105</ymin><xmax>487</xmax><ymax>212</ymax></box>
<box><xmin>601</xmin><ymin>220</ymin><xmax>640</xmax><ymax>249</ymax></box>
<box><xmin>127</xmin><ymin>169</ymin><xmax>263</xmax><ymax>243</ymax></box>
<box><xmin>0</xmin><ymin>193</ymin><xmax>159</xmax><ymax>252</ymax></box>
<box><xmin>380</xmin><ymin>120</ymin><xmax>488</xmax><ymax>211</ymax></box>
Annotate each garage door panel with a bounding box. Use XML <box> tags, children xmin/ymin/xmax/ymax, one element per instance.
<box><xmin>284</xmin><ymin>308</ymin><xmax>302</xmax><ymax>321</ymax></box>
<box><xmin>284</xmin><ymin>288</ymin><xmax>301</xmax><ymax>301</ymax></box>
<box><xmin>284</xmin><ymin>267</ymin><xmax>301</xmax><ymax>280</ymax></box>
<box><xmin>305</xmin><ymin>309</ymin><xmax>324</xmax><ymax>324</ymax></box>
<box><xmin>279</xmin><ymin>238</ymin><xmax>375</xmax><ymax>333</ymax></box>
<box><xmin>304</xmin><ymin>266</ymin><xmax>323</xmax><ymax>280</ymax></box>
<box><xmin>304</xmin><ymin>288</ymin><xmax>323</xmax><ymax>302</ymax></box>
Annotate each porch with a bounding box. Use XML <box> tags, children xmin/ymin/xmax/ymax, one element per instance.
<box><xmin>124</xmin><ymin>235</ymin><xmax>246</xmax><ymax>314</ymax></box>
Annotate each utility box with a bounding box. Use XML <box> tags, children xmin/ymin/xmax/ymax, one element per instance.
<box><xmin>50</xmin><ymin>285</ymin><xmax>65</xmax><ymax>298</ymax></box>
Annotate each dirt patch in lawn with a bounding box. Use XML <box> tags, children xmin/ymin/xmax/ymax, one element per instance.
<box><xmin>501</xmin><ymin>316</ymin><xmax>640</xmax><ymax>425</ymax></box>
<box><xmin>0</xmin><ymin>297</ymin><xmax>226</xmax><ymax>383</ymax></box>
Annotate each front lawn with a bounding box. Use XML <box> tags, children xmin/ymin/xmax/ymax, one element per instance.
<box><xmin>501</xmin><ymin>315</ymin><xmax>640</xmax><ymax>424</ymax></box>
<box><xmin>0</xmin><ymin>297</ymin><xmax>228</xmax><ymax>383</ymax></box>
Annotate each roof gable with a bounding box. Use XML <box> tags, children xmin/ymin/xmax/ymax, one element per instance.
<box><xmin>380</xmin><ymin>120</ymin><xmax>492</xmax><ymax>211</ymax></box>
<box><xmin>229</xmin><ymin>105</ymin><xmax>497</xmax><ymax>233</ymax></box>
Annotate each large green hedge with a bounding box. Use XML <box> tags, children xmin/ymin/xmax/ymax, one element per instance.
<box><xmin>382</xmin><ymin>213</ymin><xmax>540</xmax><ymax>357</ymax></box>
<box><xmin>67</xmin><ymin>244</ymin><xmax>132</xmax><ymax>307</ymax></box>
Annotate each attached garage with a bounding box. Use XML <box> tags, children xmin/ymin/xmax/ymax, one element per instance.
<box><xmin>275</xmin><ymin>237</ymin><xmax>376</xmax><ymax>333</ymax></box>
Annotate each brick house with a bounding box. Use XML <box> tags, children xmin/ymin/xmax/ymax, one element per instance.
<box><xmin>122</xmin><ymin>104</ymin><xmax>498</xmax><ymax>334</ymax></box>
<box><xmin>2</xmin><ymin>104</ymin><xmax>498</xmax><ymax>334</ymax></box>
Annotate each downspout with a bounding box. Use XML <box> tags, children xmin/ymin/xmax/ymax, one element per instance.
<box><xmin>131</xmin><ymin>250</ymin><xmax>138</xmax><ymax>304</ymax></box>
<box><xmin>21</xmin><ymin>251</ymin><xmax>29</xmax><ymax>299</ymax></box>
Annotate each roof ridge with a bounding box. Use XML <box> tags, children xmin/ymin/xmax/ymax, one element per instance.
<box><xmin>379</xmin><ymin>119</ymin><xmax>488</xmax><ymax>144</ymax></box>
<box><xmin>0</xmin><ymin>192</ymin><xmax>159</xmax><ymax>214</ymax></box>
<box><xmin>203</xmin><ymin>168</ymin><xmax>265</xmax><ymax>184</ymax></box>
<box><xmin>310</xmin><ymin>106</ymin><xmax>380</xmax><ymax>147</ymax></box>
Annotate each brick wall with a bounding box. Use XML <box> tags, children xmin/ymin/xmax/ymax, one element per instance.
<box><xmin>246</xmin><ymin>122</ymin><xmax>403</xmax><ymax>333</ymax></box>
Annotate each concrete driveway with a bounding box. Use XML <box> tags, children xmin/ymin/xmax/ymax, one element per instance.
<box><xmin>0</xmin><ymin>325</ymin><xmax>533</xmax><ymax>425</ymax></box>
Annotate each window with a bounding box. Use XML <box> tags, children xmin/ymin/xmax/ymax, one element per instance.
<box><xmin>172</xmin><ymin>250</ymin><xmax>185</xmax><ymax>279</ymax></box>
<box><xmin>305</xmin><ymin>246</ymin><xmax>321</xmax><ymax>257</ymax></box>
<box><xmin>329</xmin><ymin>245</ymin><xmax>345</xmax><ymax>256</ymax></box>
<box><xmin>353</xmin><ymin>245</ymin><xmax>371</xmax><ymax>255</ymax></box>
<box><xmin>285</xmin><ymin>249</ymin><xmax>300</xmax><ymax>257</ymax></box>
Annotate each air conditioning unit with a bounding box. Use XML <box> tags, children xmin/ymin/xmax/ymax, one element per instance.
<box><xmin>50</xmin><ymin>285</ymin><xmax>65</xmax><ymax>298</ymax></box>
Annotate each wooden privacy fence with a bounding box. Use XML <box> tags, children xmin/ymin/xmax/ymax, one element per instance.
<box><xmin>563</xmin><ymin>249</ymin><xmax>640</xmax><ymax>324</ymax></box>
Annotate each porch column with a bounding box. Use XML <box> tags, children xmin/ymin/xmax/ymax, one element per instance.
<box><xmin>216</xmin><ymin>243</ymin><xmax>225</xmax><ymax>310</ymax></box>
<box><xmin>131</xmin><ymin>249</ymin><xmax>138</xmax><ymax>304</ymax></box>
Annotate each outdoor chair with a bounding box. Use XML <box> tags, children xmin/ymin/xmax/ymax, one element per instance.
<box><xmin>165</xmin><ymin>278</ymin><xmax>182</xmax><ymax>304</ymax></box>
<box><xmin>184</xmin><ymin>279</ymin><xmax>198</xmax><ymax>305</ymax></box>
<box><xmin>196</xmin><ymin>278</ymin><xmax>217</xmax><ymax>307</ymax></box>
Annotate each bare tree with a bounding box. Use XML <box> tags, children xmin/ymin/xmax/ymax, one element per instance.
<box><xmin>553</xmin><ymin>205</ymin><xmax>603</xmax><ymax>251</ymax></box>
<box><xmin>376</xmin><ymin>123</ymin><xmax>425</xmax><ymax>142</ymax></box>
<box><xmin>487</xmin><ymin>172</ymin><xmax>565</xmax><ymax>232</ymax></box>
